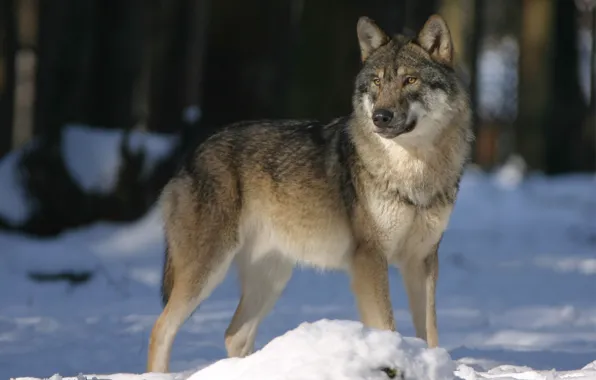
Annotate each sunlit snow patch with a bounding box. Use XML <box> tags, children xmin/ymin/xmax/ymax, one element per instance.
<box><xmin>187</xmin><ymin>319</ymin><xmax>455</xmax><ymax>380</ymax></box>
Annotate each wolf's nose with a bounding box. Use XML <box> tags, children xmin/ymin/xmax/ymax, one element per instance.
<box><xmin>372</xmin><ymin>109</ymin><xmax>393</xmax><ymax>127</ymax></box>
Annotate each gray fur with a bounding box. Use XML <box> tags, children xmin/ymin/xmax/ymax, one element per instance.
<box><xmin>147</xmin><ymin>14</ymin><xmax>473</xmax><ymax>373</ymax></box>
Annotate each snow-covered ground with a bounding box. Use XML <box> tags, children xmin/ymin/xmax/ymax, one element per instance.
<box><xmin>1</xmin><ymin>126</ymin><xmax>596</xmax><ymax>380</ymax></box>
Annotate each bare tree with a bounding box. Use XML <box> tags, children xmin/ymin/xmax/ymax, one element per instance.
<box><xmin>130</xmin><ymin>0</ymin><xmax>156</xmax><ymax>131</ymax></box>
<box><xmin>516</xmin><ymin>0</ymin><xmax>554</xmax><ymax>171</ymax></box>
<box><xmin>404</xmin><ymin>0</ymin><xmax>438</xmax><ymax>33</ymax></box>
<box><xmin>546</xmin><ymin>0</ymin><xmax>590</xmax><ymax>173</ymax></box>
<box><xmin>575</xmin><ymin>0</ymin><xmax>596</xmax><ymax>170</ymax></box>
<box><xmin>182</xmin><ymin>0</ymin><xmax>210</xmax><ymax>128</ymax></box>
<box><xmin>0</xmin><ymin>0</ymin><xmax>17</xmax><ymax>158</ymax></box>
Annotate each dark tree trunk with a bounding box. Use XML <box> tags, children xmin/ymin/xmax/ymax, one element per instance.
<box><xmin>0</xmin><ymin>0</ymin><xmax>17</xmax><ymax>158</ymax></box>
<box><xmin>135</xmin><ymin>0</ymin><xmax>209</xmax><ymax>133</ymax></box>
<box><xmin>146</xmin><ymin>0</ymin><xmax>188</xmax><ymax>132</ymax></box>
<box><xmin>516</xmin><ymin>0</ymin><xmax>554</xmax><ymax>171</ymax></box>
<box><xmin>404</xmin><ymin>0</ymin><xmax>438</xmax><ymax>33</ymax></box>
<box><xmin>585</xmin><ymin>7</ymin><xmax>596</xmax><ymax>171</ymax></box>
<box><xmin>468</xmin><ymin>0</ymin><xmax>484</xmax><ymax>164</ymax></box>
<box><xmin>34</xmin><ymin>0</ymin><xmax>143</xmax><ymax>134</ymax></box>
<box><xmin>131</xmin><ymin>0</ymin><xmax>157</xmax><ymax>129</ymax></box>
<box><xmin>200</xmin><ymin>0</ymin><xmax>293</xmax><ymax>126</ymax></box>
<box><xmin>592</xmin><ymin>8</ymin><xmax>596</xmax><ymax>116</ymax></box>
<box><xmin>546</xmin><ymin>0</ymin><xmax>589</xmax><ymax>173</ymax></box>
<box><xmin>34</xmin><ymin>0</ymin><xmax>95</xmax><ymax>138</ymax></box>
<box><xmin>84</xmin><ymin>0</ymin><xmax>142</xmax><ymax>129</ymax></box>
<box><xmin>181</xmin><ymin>0</ymin><xmax>210</xmax><ymax>128</ymax></box>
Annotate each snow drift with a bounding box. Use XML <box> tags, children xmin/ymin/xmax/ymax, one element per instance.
<box><xmin>188</xmin><ymin>319</ymin><xmax>454</xmax><ymax>380</ymax></box>
<box><xmin>14</xmin><ymin>319</ymin><xmax>456</xmax><ymax>380</ymax></box>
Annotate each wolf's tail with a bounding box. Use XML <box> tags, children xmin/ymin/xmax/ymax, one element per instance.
<box><xmin>160</xmin><ymin>244</ymin><xmax>174</xmax><ymax>307</ymax></box>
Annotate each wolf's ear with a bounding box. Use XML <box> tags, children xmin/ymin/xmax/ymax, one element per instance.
<box><xmin>417</xmin><ymin>15</ymin><xmax>453</xmax><ymax>66</ymax></box>
<box><xmin>357</xmin><ymin>17</ymin><xmax>389</xmax><ymax>62</ymax></box>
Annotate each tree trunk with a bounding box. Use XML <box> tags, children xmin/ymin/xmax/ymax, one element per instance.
<box><xmin>586</xmin><ymin>6</ymin><xmax>596</xmax><ymax>171</ymax></box>
<box><xmin>404</xmin><ymin>0</ymin><xmax>438</xmax><ymax>34</ymax></box>
<box><xmin>468</xmin><ymin>0</ymin><xmax>484</xmax><ymax>164</ymax></box>
<box><xmin>146</xmin><ymin>0</ymin><xmax>188</xmax><ymax>132</ymax></box>
<box><xmin>516</xmin><ymin>0</ymin><xmax>554</xmax><ymax>171</ymax></box>
<box><xmin>34</xmin><ymin>0</ymin><xmax>93</xmax><ymax>138</ymax></box>
<box><xmin>438</xmin><ymin>0</ymin><xmax>471</xmax><ymax>67</ymax></box>
<box><xmin>546</xmin><ymin>0</ymin><xmax>589</xmax><ymax>173</ymax></box>
<box><xmin>0</xmin><ymin>0</ymin><xmax>17</xmax><ymax>158</ymax></box>
<box><xmin>592</xmin><ymin>8</ymin><xmax>596</xmax><ymax>116</ymax></box>
<box><xmin>181</xmin><ymin>0</ymin><xmax>210</xmax><ymax>128</ymax></box>
<box><xmin>131</xmin><ymin>0</ymin><xmax>157</xmax><ymax>130</ymax></box>
<box><xmin>438</xmin><ymin>0</ymin><xmax>484</xmax><ymax>165</ymax></box>
<box><xmin>82</xmin><ymin>0</ymin><xmax>142</xmax><ymax>129</ymax></box>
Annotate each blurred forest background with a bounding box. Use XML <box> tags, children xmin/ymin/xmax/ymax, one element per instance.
<box><xmin>0</xmin><ymin>0</ymin><xmax>595</xmax><ymax>237</ymax></box>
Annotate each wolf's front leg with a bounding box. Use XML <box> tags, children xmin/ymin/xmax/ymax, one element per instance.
<box><xmin>349</xmin><ymin>243</ymin><xmax>396</xmax><ymax>331</ymax></box>
<box><xmin>400</xmin><ymin>246</ymin><xmax>439</xmax><ymax>348</ymax></box>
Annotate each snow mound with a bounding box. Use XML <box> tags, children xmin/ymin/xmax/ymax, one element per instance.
<box><xmin>0</xmin><ymin>146</ymin><xmax>33</xmax><ymax>225</ymax></box>
<box><xmin>62</xmin><ymin>124</ymin><xmax>179</xmax><ymax>194</ymax></box>
<box><xmin>188</xmin><ymin>319</ymin><xmax>455</xmax><ymax>380</ymax></box>
<box><xmin>456</xmin><ymin>362</ymin><xmax>596</xmax><ymax>380</ymax></box>
<box><xmin>0</xmin><ymin>125</ymin><xmax>179</xmax><ymax>225</ymax></box>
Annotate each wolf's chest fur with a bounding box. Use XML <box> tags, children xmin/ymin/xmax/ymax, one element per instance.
<box><xmin>355</xmin><ymin>134</ymin><xmax>460</xmax><ymax>264</ymax></box>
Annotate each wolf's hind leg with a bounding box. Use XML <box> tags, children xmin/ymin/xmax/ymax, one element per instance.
<box><xmin>224</xmin><ymin>252</ymin><xmax>293</xmax><ymax>357</ymax></box>
<box><xmin>147</xmin><ymin>174</ymin><xmax>241</xmax><ymax>373</ymax></box>
<box><xmin>147</xmin><ymin>242</ymin><xmax>237</xmax><ymax>373</ymax></box>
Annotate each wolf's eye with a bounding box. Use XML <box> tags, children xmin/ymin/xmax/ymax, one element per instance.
<box><xmin>404</xmin><ymin>76</ymin><xmax>418</xmax><ymax>86</ymax></box>
<box><xmin>372</xmin><ymin>78</ymin><xmax>381</xmax><ymax>86</ymax></box>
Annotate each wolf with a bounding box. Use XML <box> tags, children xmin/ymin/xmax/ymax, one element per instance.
<box><xmin>147</xmin><ymin>14</ymin><xmax>473</xmax><ymax>373</ymax></box>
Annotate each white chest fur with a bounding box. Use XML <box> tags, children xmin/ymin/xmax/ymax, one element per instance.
<box><xmin>366</xmin><ymin>189</ymin><xmax>452</xmax><ymax>265</ymax></box>
<box><xmin>363</xmin><ymin>135</ymin><xmax>458</xmax><ymax>264</ymax></box>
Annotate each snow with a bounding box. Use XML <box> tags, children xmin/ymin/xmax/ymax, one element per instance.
<box><xmin>457</xmin><ymin>362</ymin><xmax>596</xmax><ymax>380</ymax></box>
<box><xmin>476</xmin><ymin>23</ymin><xmax>593</xmax><ymax>122</ymax></box>
<box><xmin>0</xmin><ymin>125</ymin><xmax>179</xmax><ymax>226</ymax></box>
<box><xmin>493</xmin><ymin>155</ymin><xmax>528</xmax><ymax>190</ymax></box>
<box><xmin>62</xmin><ymin>124</ymin><xmax>179</xmax><ymax>194</ymax></box>
<box><xmin>182</xmin><ymin>106</ymin><xmax>202</xmax><ymax>124</ymax></box>
<box><xmin>189</xmin><ymin>319</ymin><xmax>455</xmax><ymax>380</ymax></box>
<box><xmin>1</xmin><ymin>138</ymin><xmax>596</xmax><ymax>379</ymax></box>
<box><xmin>477</xmin><ymin>36</ymin><xmax>519</xmax><ymax>123</ymax></box>
<box><xmin>0</xmin><ymin>145</ymin><xmax>35</xmax><ymax>225</ymax></box>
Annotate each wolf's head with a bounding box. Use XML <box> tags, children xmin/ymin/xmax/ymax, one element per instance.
<box><xmin>352</xmin><ymin>15</ymin><xmax>469</xmax><ymax>143</ymax></box>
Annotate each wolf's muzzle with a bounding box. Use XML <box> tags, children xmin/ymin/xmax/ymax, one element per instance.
<box><xmin>372</xmin><ymin>109</ymin><xmax>393</xmax><ymax>128</ymax></box>
<box><xmin>373</xmin><ymin>109</ymin><xmax>417</xmax><ymax>139</ymax></box>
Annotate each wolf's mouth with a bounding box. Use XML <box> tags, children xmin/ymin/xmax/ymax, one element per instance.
<box><xmin>374</xmin><ymin>118</ymin><xmax>417</xmax><ymax>139</ymax></box>
<box><xmin>403</xmin><ymin>119</ymin><xmax>417</xmax><ymax>133</ymax></box>
<box><xmin>392</xmin><ymin>118</ymin><xmax>417</xmax><ymax>137</ymax></box>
